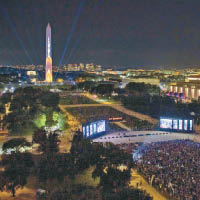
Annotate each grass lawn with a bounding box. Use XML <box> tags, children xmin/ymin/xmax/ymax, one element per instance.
<box><xmin>73</xmin><ymin>166</ymin><xmax>100</xmax><ymax>187</ymax></box>
<box><xmin>66</xmin><ymin>106</ymin><xmax>153</xmax><ymax>130</ymax></box>
<box><xmin>25</xmin><ymin>166</ymin><xmax>99</xmax><ymax>193</ymax></box>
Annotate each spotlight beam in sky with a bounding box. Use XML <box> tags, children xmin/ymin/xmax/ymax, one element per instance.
<box><xmin>0</xmin><ymin>3</ymin><xmax>34</xmax><ymax>64</ymax></box>
<box><xmin>65</xmin><ymin>0</ymin><xmax>103</xmax><ymax>64</ymax></box>
<box><xmin>16</xmin><ymin>4</ymin><xmax>43</xmax><ymax>80</ymax></box>
<box><xmin>16</xmin><ymin>3</ymin><xmax>39</xmax><ymax>65</ymax></box>
<box><xmin>0</xmin><ymin>35</ymin><xmax>27</xmax><ymax>65</ymax></box>
<box><xmin>8</xmin><ymin>51</ymin><xmax>24</xmax><ymax>65</ymax></box>
<box><xmin>65</xmin><ymin>36</ymin><xmax>81</xmax><ymax>65</ymax></box>
<box><xmin>3</xmin><ymin>49</ymin><xmax>22</xmax><ymax>65</ymax></box>
<box><xmin>58</xmin><ymin>0</ymin><xmax>84</xmax><ymax>68</ymax></box>
<box><xmin>0</xmin><ymin>39</ymin><xmax>26</xmax><ymax>65</ymax></box>
<box><xmin>32</xmin><ymin>7</ymin><xmax>44</xmax><ymax>64</ymax></box>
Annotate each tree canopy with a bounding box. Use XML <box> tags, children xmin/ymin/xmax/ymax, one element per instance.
<box><xmin>125</xmin><ymin>82</ymin><xmax>160</xmax><ymax>96</ymax></box>
<box><xmin>2</xmin><ymin>138</ymin><xmax>32</xmax><ymax>153</ymax></box>
<box><xmin>2</xmin><ymin>86</ymin><xmax>66</xmax><ymax>135</ymax></box>
<box><xmin>0</xmin><ymin>152</ymin><xmax>34</xmax><ymax>197</ymax></box>
<box><xmin>91</xmin><ymin>83</ymin><xmax>115</xmax><ymax>97</ymax></box>
<box><xmin>32</xmin><ymin>129</ymin><xmax>60</xmax><ymax>155</ymax></box>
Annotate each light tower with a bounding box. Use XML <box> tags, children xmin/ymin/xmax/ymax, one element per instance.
<box><xmin>45</xmin><ymin>23</ymin><xmax>53</xmax><ymax>82</ymax></box>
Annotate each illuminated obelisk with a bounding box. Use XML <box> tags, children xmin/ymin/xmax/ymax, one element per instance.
<box><xmin>45</xmin><ymin>23</ymin><xmax>53</xmax><ymax>83</ymax></box>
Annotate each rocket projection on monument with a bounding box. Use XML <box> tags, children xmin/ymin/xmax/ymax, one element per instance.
<box><xmin>45</xmin><ymin>23</ymin><xmax>53</xmax><ymax>82</ymax></box>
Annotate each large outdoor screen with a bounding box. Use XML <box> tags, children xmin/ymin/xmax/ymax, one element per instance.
<box><xmin>184</xmin><ymin>120</ymin><xmax>188</xmax><ymax>131</ymax></box>
<box><xmin>160</xmin><ymin>117</ymin><xmax>193</xmax><ymax>132</ymax></box>
<box><xmin>173</xmin><ymin>120</ymin><xmax>178</xmax><ymax>129</ymax></box>
<box><xmin>160</xmin><ymin>119</ymin><xmax>172</xmax><ymax>129</ymax></box>
<box><xmin>179</xmin><ymin>120</ymin><xmax>183</xmax><ymax>130</ymax></box>
<box><xmin>97</xmin><ymin>120</ymin><xmax>106</xmax><ymax>133</ymax></box>
<box><xmin>82</xmin><ymin>120</ymin><xmax>107</xmax><ymax>138</ymax></box>
<box><xmin>190</xmin><ymin>120</ymin><xmax>193</xmax><ymax>131</ymax></box>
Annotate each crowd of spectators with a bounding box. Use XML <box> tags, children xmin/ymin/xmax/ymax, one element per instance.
<box><xmin>132</xmin><ymin>140</ymin><xmax>200</xmax><ymax>200</ymax></box>
<box><xmin>117</xmin><ymin>142</ymin><xmax>142</xmax><ymax>154</ymax></box>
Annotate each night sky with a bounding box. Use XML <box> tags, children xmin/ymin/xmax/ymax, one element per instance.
<box><xmin>0</xmin><ymin>0</ymin><xmax>200</xmax><ymax>69</ymax></box>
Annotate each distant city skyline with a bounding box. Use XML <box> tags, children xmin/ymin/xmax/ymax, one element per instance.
<box><xmin>0</xmin><ymin>0</ymin><xmax>200</xmax><ymax>68</ymax></box>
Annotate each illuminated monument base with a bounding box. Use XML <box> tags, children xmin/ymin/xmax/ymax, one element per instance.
<box><xmin>45</xmin><ymin>57</ymin><xmax>53</xmax><ymax>83</ymax></box>
<box><xmin>46</xmin><ymin>69</ymin><xmax>53</xmax><ymax>82</ymax></box>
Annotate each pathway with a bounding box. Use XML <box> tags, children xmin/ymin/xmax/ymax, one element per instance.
<box><xmin>113</xmin><ymin>121</ymin><xmax>131</xmax><ymax>131</ymax></box>
<box><xmin>60</xmin><ymin>103</ymin><xmax>111</xmax><ymax>108</ymax></box>
<box><xmin>59</xmin><ymin>105</ymin><xmax>81</xmax><ymax>153</ymax></box>
<box><xmin>130</xmin><ymin>169</ymin><xmax>167</xmax><ymax>200</ymax></box>
<box><xmin>0</xmin><ymin>187</ymin><xmax>36</xmax><ymax>200</ymax></box>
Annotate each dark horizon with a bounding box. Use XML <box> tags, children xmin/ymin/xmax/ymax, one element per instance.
<box><xmin>0</xmin><ymin>0</ymin><xmax>200</xmax><ymax>69</ymax></box>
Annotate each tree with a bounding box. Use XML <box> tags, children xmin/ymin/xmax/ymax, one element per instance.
<box><xmin>0</xmin><ymin>93</ymin><xmax>11</xmax><ymax>104</ymax></box>
<box><xmin>52</xmin><ymin>111</ymin><xmax>67</xmax><ymax>130</ymax></box>
<box><xmin>33</xmin><ymin>112</ymin><xmax>46</xmax><ymax>128</ymax></box>
<box><xmin>70</xmin><ymin>129</ymin><xmax>83</xmax><ymax>146</ymax></box>
<box><xmin>32</xmin><ymin>129</ymin><xmax>60</xmax><ymax>155</ymax></box>
<box><xmin>70</xmin><ymin>131</ymin><xmax>103</xmax><ymax>172</ymax></box>
<box><xmin>2</xmin><ymin>138</ymin><xmax>32</xmax><ymax>153</ymax></box>
<box><xmin>3</xmin><ymin>108</ymin><xmax>38</xmax><ymax>135</ymax></box>
<box><xmin>121</xmin><ymin>94</ymin><xmax>178</xmax><ymax>119</ymax></box>
<box><xmin>1</xmin><ymin>152</ymin><xmax>34</xmax><ymax>197</ymax></box>
<box><xmin>48</xmin><ymin>184</ymin><xmax>101</xmax><ymax>200</ymax></box>
<box><xmin>2</xmin><ymin>87</ymin><xmax>64</xmax><ymax>135</ymax></box>
<box><xmin>0</xmin><ymin>104</ymin><xmax>5</xmax><ymax>114</ymax></box>
<box><xmin>92</xmin><ymin>143</ymin><xmax>133</xmax><ymax>193</ymax></box>
<box><xmin>104</xmin><ymin>143</ymin><xmax>133</xmax><ymax>167</ymax></box>
<box><xmin>100</xmin><ymin>167</ymin><xmax>131</xmax><ymax>192</ymax></box>
<box><xmin>2</xmin><ymin>87</ymin><xmax>41</xmax><ymax>134</ymax></box>
<box><xmin>92</xmin><ymin>84</ymin><xmax>114</xmax><ymax>97</ymax></box>
<box><xmin>33</xmin><ymin>110</ymin><xmax>67</xmax><ymax>130</ymax></box>
<box><xmin>125</xmin><ymin>82</ymin><xmax>160</xmax><ymax>97</ymax></box>
<box><xmin>36</xmin><ymin>153</ymin><xmax>74</xmax><ymax>184</ymax></box>
<box><xmin>44</xmin><ymin>107</ymin><xmax>57</xmax><ymax>127</ymax></box>
<box><xmin>77</xmin><ymin>81</ymin><xmax>96</xmax><ymax>91</ymax></box>
<box><xmin>41</xmin><ymin>91</ymin><xmax>60</xmax><ymax>109</ymax></box>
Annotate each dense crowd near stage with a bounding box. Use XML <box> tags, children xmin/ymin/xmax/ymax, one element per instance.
<box><xmin>118</xmin><ymin>140</ymin><xmax>200</xmax><ymax>200</ymax></box>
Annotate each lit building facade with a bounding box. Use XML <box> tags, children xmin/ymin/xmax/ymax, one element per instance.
<box><xmin>168</xmin><ymin>82</ymin><xmax>200</xmax><ymax>101</ymax></box>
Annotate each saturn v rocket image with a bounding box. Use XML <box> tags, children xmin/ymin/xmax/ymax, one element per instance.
<box><xmin>45</xmin><ymin>23</ymin><xmax>53</xmax><ymax>83</ymax></box>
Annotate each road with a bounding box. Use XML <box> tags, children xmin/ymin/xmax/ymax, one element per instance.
<box><xmin>93</xmin><ymin>131</ymin><xmax>195</xmax><ymax>144</ymax></box>
<box><xmin>0</xmin><ymin>187</ymin><xmax>36</xmax><ymax>200</ymax></box>
<box><xmin>59</xmin><ymin>104</ymin><xmax>81</xmax><ymax>153</ymax></box>
<box><xmin>59</xmin><ymin>104</ymin><xmax>81</xmax><ymax>131</ymax></box>
<box><xmin>59</xmin><ymin>103</ymin><xmax>111</xmax><ymax>108</ymax></box>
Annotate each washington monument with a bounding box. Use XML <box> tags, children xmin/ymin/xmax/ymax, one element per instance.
<box><xmin>45</xmin><ymin>23</ymin><xmax>53</xmax><ymax>82</ymax></box>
